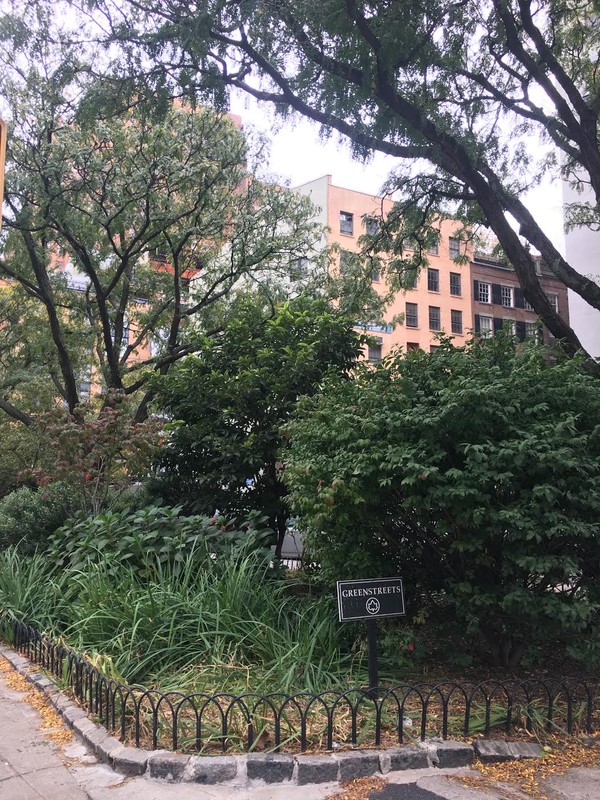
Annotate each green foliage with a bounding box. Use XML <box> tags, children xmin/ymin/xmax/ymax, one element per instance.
<box><xmin>0</xmin><ymin>483</ymin><xmax>81</xmax><ymax>555</ymax></box>
<box><xmin>0</xmin><ymin>549</ymin><xmax>74</xmax><ymax>639</ymax></box>
<box><xmin>151</xmin><ymin>296</ymin><xmax>363</xmax><ymax>553</ymax></box>
<box><xmin>95</xmin><ymin>0</ymin><xmax>600</xmax><ymax>355</ymax></box>
<box><xmin>285</xmin><ymin>335</ymin><xmax>600</xmax><ymax>667</ymax></box>
<box><xmin>0</xmin><ymin>20</ymin><xmax>332</xmax><ymax>422</ymax></box>
<box><xmin>27</xmin><ymin>400</ymin><xmax>162</xmax><ymax>515</ymax></box>
<box><xmin>0</xmin><ymin>548</ymin><xmax>361</xmax><ymax>693</ymax></box>
<box><xmin>48</xmin><ymin>505</ymin><xmax>274</xmax><ymax>578</ymax></box>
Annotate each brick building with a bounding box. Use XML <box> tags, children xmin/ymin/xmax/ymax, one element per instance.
<box><xmin>471</xmin><ymin>254</ymin><xmax>569</xmax><ymax>344</ymax></box>
<box><xmin>295</xmin><ymin>174</ymin><xmax>473</xmax><ymax>357</ymax></box>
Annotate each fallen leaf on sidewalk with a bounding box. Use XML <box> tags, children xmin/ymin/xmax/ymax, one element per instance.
<box><xmin>449</xmin><ymin>739</ymin><xmax>600</xmax><ymax>800</ymax></box>
<box><xmin>0</xmin><ymin>656</ymin><xmax>72</xmax><ymax>745</ymax></box>
<box><xmin>325</xmin><ymin>775</ymin><xmax>386</xmax><ymax>800</ymax></box>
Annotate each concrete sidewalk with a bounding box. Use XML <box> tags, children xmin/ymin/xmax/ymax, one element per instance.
<box><xmin>0</xmin><ymin>654</ymin><xmax>599</xmax><ymax>800</ymax></box>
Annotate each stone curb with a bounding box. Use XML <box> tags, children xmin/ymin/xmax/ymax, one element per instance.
<box><xmin>0</xmin><ymin>646</ymin><xmax>545</xmax><ymax>786</ymax></box>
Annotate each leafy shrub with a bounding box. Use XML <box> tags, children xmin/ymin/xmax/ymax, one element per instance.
<box><xmin>285</xmin><ymin>336</ymin><xmax>600</xmax><ymax>668</ymax></box>
<box><xmin>48</xmin><ymin>504</ymin><xmax>274</xmax><ymax>577</ymax></box>
<box><xmin>0</xmin><ymin>483</ymin><xmax>81</xmax><ymax>554</ymax></box>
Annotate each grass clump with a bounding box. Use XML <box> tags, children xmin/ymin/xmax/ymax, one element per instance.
<box><xmin>0</xmin><ymin>546</ymin><xmax>364</xmax><ymax>695</ymax></box>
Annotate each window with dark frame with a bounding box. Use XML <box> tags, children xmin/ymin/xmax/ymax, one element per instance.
<box><xmin>449</xmin><ymin>237</ymin><xmax>461</xmax><ymax>259</ymax></box>
<box><xmin>427</xmin><ymin>268</ymin><xmax>439</xmax><ymax>292</ymax></box>
<box><xmin>365</xmin><ymin>218</ymin><xmax>380</xmax><ymax>236</ymax></box>
<box><xmin>501</xmin><ymin>286</ymin><xmax>514</xmax><ymax>307</ymax></box>
<box><xmin>451</xmin><ymin>309</ymin><xmax>463</xmax><ymax>334</ymax></box>
<box><xmin>479</xmin><ymin>315</ymin><xmax>492</xmax><ymax>337</ymax></box>
<box><xmin>429</xmin><ymin>306</ymin><xmax>441</xmax><ymax>331</ymax></box>
<box><xmin>368</xmin><ymin>337</ymin><xmax>383</xmax><ymax>362</ymax></box>
<box><xmin>526</xmin><ymin>321</ymin><xmax>540</xmax><ymax>340</ymax></box>
<box><xmin>340</xmin><ymin>211</ymin><xmax>354</xmax><ymax>235</ymax></box>
<box><xmin>477</xmin><ymin>281</ymin><xmax>491</xmax><ymax>303</ymax></box>
<box><xmin>406</xmin><ymin>302</ymin><xmax>418</xmax><ymax>327</ymax></box>
<box><xmin>450</xmin><ymin>272</ymin><xmax>461</xmax><ymax>296</ymax></box>
<box><xmin>406</xmin><ymin>342</ymin><xmax>420</xmax><ymax>352</ymax></box>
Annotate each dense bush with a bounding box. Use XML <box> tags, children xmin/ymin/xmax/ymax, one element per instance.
<box><xmin>285</xmin><ymin>335</ymin><xmax>600</xmax><ymax>668</ymax></box>
<box><xmin>151</xmin><ymin>297</ymin><xmax>363</xmax><ymax>556</ymax></box>
<box><xmin>48</xmin><ymin>504</ymin><xmax>274</xmax><ymax>577</ymax></box>
<box><xmin>0</xmin><ymin>483</ymin><xmax>81</xmax><ymax>554</ymax></box>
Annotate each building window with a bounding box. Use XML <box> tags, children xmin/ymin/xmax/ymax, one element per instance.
<box><xmin>340</xmin><ymin>211</ymin><xmax>354</xmax><ymax>235</ymax></box>
<box><xmin>479</xmin><ymin>315</ymin><xmax>493</xmax><ymax>337</ymax></box>
<box><xmin>429</xmin><ymin>306</ymin><xmax>441</xmax><ymax>331</ymax></box>
<box><xmin>406</xmin><ymin>342</ymin><xmax>420</xmax><ymax>352</ymax></box>
<box><xmin>449</xmin><ymin>237</ymin><xmax>461</xmax><ymax>259</ymax></box>
<box><xmin>371</xmin><ymin>265</ymin><xmax>381</xmax><ymax>282</ymax></box>
<box><xmin>450</xmin><ymin>272</ymin><xmax>461</xmax><ymax>296</ymax></box>
<box><xmin>524</xmin><ymin>298</ymin><xmax>534</xmax><ymax>311</ymax></box>
<box><xmin>430</xmin><ymin>345</ymin><xmax>440</xmax><ymax>353</ymax></box>
<box><xmin>477</xmin><ymin>281</ymin><xmax>491</xmax><ymax>303</ymax></box>
<box><xmin>451</xmin><ymin>309</ymin><xmax>463</xmax><ymax>334</ymax></box>
<box><xmin>547</xmin><ymin>293</ymin><xmax>559</xmax><ymax>312</ymax></box>
<box><xmin>406</xmin><ymin>302</ymin><xmax>419</xmax><ymax>328</ymax></box>
<box><xmin>368</xmin><ymin>337</ymin><xmax>383</xmax><ymax>362</ymax></box>
<box><xmin>403</xmin><ymin>236</ymin><xmax>417</xmax><ymax>250</ymax></box>
<box><xmin>526</xmin><ymin>321</ymin><xmax>540</xmax><ymax>340</ymax></box>
<box><xmin>365</xmin><ymin>217</ymin><xmax>380</xmax><ymax>236</ymax></box>
<box><xmin>504</xmin><ymin>319</ymin><xmax>516</xmax><ymax>335</ymax></box>
<box><xmin>427</xmin><ymin>268</ymin><xmax>439</xmax><ymax>292</ymax></box>
<box><xmin>501</xmin><ymin>286</ymin><xmax>514</xmax><ymax>307</ymax></box>
<box><xmin>428</xmin><ymin>239</ymin><xmax>439</xmax><ymax>256</ymax></box>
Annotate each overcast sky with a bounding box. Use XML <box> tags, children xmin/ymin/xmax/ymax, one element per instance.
<box><xmin>231</xmin><ymin>93</ymin><xmax>565</xmax><ymax>254</ymax></box>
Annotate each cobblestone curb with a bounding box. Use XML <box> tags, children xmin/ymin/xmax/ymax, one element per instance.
<box><xmin>0</xmin><ymin>645</ymin><xmax>544</xmax><ymax>786</ymax></box>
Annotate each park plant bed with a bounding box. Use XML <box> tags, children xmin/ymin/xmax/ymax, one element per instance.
<box><xmin>0</xmin><ymin>549</ymin><xmax>598</xmax><ymax>755</ymax></box>
<box><xmin>8</xmin><ymin>618</ymin><xmax>600</xmax><ymax>756</ymax></box>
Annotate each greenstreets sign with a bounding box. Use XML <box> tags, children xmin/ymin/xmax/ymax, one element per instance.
<box><xmin>336</xmin><ymin>578</ymin><xmax>405</xmax><ymax>622</ymax></box>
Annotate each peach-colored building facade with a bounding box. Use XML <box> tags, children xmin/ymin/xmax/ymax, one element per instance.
<box><xmin>295</xmin><ymin>175</ymin><xmax>473</xmax><ymax>356</ymax></box>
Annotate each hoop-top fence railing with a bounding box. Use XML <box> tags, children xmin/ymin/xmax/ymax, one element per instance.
<box><xmin>10</xmin><ymin>619</ymin><xmax>600</xmax><ymax>754</ymax></box>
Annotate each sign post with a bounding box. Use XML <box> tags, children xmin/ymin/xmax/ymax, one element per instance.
<box><xmin>336</xmin><ymin>577</ymin><xmax>405</xmax><ymax>693</ymax></box>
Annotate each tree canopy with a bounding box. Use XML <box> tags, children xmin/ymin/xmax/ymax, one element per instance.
<box><xmin>284</xmin><ymin>335</ymin><xmax>600</xmax><ymax>666</ymax></box>
<box><xmin>0</xmin><ymin>12</ymin><xmax>330</xmax><ymax>424</ymax></box>
<box><xmin>89</xmin><ymin>0</ymin><xmax>600</xmax><ymax>357</ymax></box>
<box><xmin>151</xmin><ymin>296</ymin><xmax>363</xmax><ymax>555</ymax></box>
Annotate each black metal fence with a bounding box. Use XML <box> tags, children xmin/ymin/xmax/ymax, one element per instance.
<box><xmin>10</xmin><ymin>619</ymin><xmax>600</xmax><ymax>754</ymax></box>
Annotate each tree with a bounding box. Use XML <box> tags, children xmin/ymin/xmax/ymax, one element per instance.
<box><xmin>0</xmin><ymin>12</ymin><xmax>330</xmax><ymax>425</ymax></box>
<box><xmin>284</xmin><ymin>335</ymin><xmax>600</xmax><ymax>666</ymax></box>
<box><xmin>28</xmin><ymin>400</ymin><xmax>162</xmax><ymax>516</ymax></box>
<box><xmin>151</xmin><ymin>296</ymin><xmax>363</xmax><ymax>556</ymax></box>
<box><xmin>93</xmin><ymin>0</ymin><xmax>600</xmax><ymax>358</ymax></box>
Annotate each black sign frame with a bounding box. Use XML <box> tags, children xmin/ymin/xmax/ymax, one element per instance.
<box><xmin>336</xmin><ymin>577</ymin><xmax>405</xmax><ymax>622</ymax></box>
